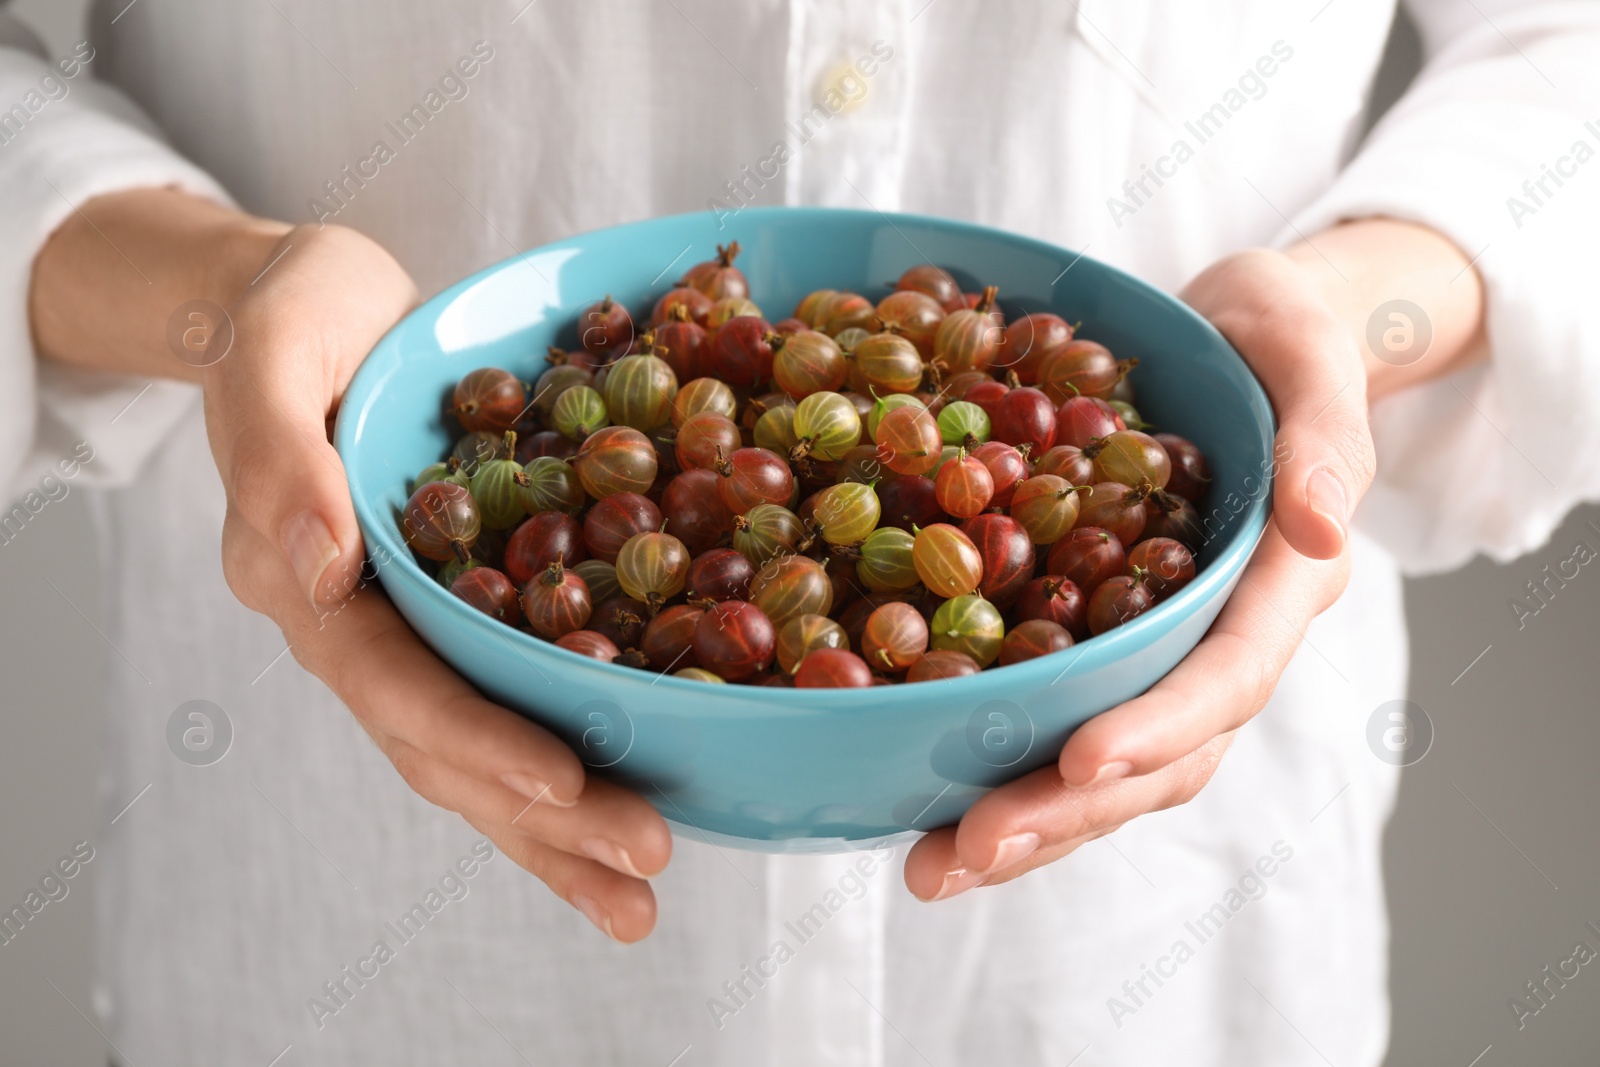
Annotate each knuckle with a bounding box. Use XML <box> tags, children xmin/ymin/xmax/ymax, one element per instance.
<box><xmin>219</xmin><ymin>515</ymin><xmax>265</xmax><ymax>612</ymax></box>
<box><xmin>1204</xmin><ymin>630</ymin><xmax>1273</xmax><ymax>718</ymax></box>
<box><xmin>1321</xmin><ymin>409</ymin><xmax>1377</xmax><ymax>491</ymax></box>
<box><xmin>226</xmin><ymin>435</ymin><xmax>283</xmax><ymax>532</ymax></box>
<box><xmin>386</xmin><ymin>742</ymin><xmax>449</xmax><ymax>810</ymax></box>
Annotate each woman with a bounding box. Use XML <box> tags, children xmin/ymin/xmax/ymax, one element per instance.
<box><xmin>4</xmin><ymin>1</ymin><xmax>1597</xmax><ymax>1063</ymax></box>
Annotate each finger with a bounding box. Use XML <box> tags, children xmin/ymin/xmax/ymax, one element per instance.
<box><xmin>469</xmin><ymin>815</ymin><xmax>658</xmax><ymax>943</ymax></box>
<box><xmin>1059</xmin><ymin>523</ymin><xmax>1346</xmax><ymax>786</ymax></box>
<box><xmin>975</xmin><ymin>824</ymin><xmax>1121</xmax><ymax>887</ymax></box>
<box><xmin>912</xmin><ymin>738</ymin><xmax>1231</xmax><ymax>898</ymax></box>
<box><xmin>902</xmin><ymin>822</ymin><xmax>1105</xmax><ymax>900</ymax></box>
<box><xmin>1182</xmin><ymin>250</ymin><xmax>1376</xmax><ymax>560</ymax></box>
<box><xmin>205</xmin><ymin>229</ymin><xmax>417</xmax><ymax>608</ymax></box>
<box><xmin>362</xmin><ymin>728</ymin><xmax>670</xmax><ymax>880</ymax></box>
<box><xmin>222</xmin><ymin>517</ymin><xmax>589</xmax><ymax>806</ymax></box>
<box><xmin>902</xmin><ymin>829</ymin><xmax>976</xmax><ymax>902</ymax></box>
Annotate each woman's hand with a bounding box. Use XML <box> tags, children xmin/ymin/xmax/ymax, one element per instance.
<box><xmin>904</xmin><ymin>241</ymin><xmax>1404</xmax><ymax>901</ymax></box>
<box><xmin>31</xmin><ymin>190</ymin><xmax>672</xmax><ymax>940</ymax></box>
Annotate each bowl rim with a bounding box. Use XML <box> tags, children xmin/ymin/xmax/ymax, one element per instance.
<box><xmin>336</xmin><ymin>205</ymin><xmax>1275</xmax><ymax>705</ymax></box>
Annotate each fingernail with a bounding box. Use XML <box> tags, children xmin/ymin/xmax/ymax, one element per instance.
<box><xmin>1306</xmin><ymin>467</ymin><xmax>1348</xmax><ymax>545</ymax></box>
<box><xmin>501</xmin><ymin>772</ymin><xmax>578</xmax><ymax>808</ymax></box>
<box><xmin>921</xmin><ymin>866</ymin><xmax>983</xmax><ymax>902</ymax></box>
<box><xmin>981</xmin><ymin>832</ymin><xmax>1041</xmax><ymax>876</ymax></box>
<box><xmin>284</xmin><ymin>511</ymin><xmax>341</xmax><ymax>607</ymax></box>
<box><xmin>1090</xmin><ymin>760</ymin><xmax>1134</xmax><ymax>785</ymax></box>
<box><xmin>572</xmin><ymin>894</ymin><xmax>617</xmax><ymax>940</ymax></box>
<box><xmin>581</xmin><ymin>837</ymin><xmax>649</xmax><ymax>879</ymax></box>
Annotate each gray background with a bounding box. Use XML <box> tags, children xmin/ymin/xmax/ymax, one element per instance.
<box><xmin>3</xmin><ymin>2</ymin><xmax>1597</xmax><ymax>1063</ymax></box>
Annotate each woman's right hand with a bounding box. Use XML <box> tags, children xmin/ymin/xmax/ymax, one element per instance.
<box><xmin>32</xmin><ymin>191</ymin><xmax>671</xmax><ymax>940</ymax></box>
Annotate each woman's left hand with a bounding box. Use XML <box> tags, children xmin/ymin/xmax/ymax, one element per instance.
<box><xmin>904</xmin><ymin>247</ymin><xmax>1377</xmax><ymax>901</ymax></box>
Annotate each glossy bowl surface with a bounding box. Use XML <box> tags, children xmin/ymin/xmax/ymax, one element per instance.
<box><xmin>335</xmin><ymin>207</ymin><xmax>1274</xmax><ymax>853</ymax></box>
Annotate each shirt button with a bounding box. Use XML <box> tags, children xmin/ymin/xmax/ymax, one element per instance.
<box><xmin>814</xmin><ymin>60</ymin><xmax>871</xmax><ymax>114</ymax></box>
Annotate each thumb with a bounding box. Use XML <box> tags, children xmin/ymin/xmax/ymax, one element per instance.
<box><xmin>205</xmin><ymin>226</ymin><xmax>417</xmax><ymax>610</ymax></box>
<box><xmin>206</xmin><ymin>344</ymin><xmax>367</xmax><ymax>609</ymax></box>
<box><xmin>1183</xmin><ymin>251</ymin><xmax>1376</xmax><ymax>561</ymax></box>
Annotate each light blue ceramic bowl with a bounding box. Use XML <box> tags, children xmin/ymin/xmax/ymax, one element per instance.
<box><xmin>335</xmin><ymin>207</ymin><xmax>1274</xmax><ymax>854</ymax></box>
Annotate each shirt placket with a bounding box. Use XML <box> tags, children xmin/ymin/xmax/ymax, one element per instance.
<box><xmin>780</xmin><ymin>0</ymin><xmax>913</xmax><ymax>213</ymax></box>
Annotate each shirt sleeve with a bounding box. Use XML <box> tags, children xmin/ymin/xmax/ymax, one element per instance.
<box><xmin>1284</xmin><ymin>1</ymin><xmax>1600</xmax><ymax>575</ymax></box>
<box><xmin>0</xmin><ymin>22</ymin><xmax>234</xmax><ymax>509</ymax></box>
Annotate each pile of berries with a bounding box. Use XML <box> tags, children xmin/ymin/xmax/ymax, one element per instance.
<box><xmin>401</xmin><ymin>244</ymin><xmax>1211</xmax><ymax>688</ymax></box>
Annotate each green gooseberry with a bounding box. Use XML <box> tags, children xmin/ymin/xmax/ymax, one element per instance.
<box><xmin>930</xmin><ymin>594</ymin><xmax>1005</xmax><ymax>667</ymax></box>
<box><xmin>552</xmin><ymin>385</ymin><xmax>609</xmax><ymax>441</ymax></box>
<box><xmin>520</xmin><ymin>455</ymin><xmax>586</xmax><ymax>515</ymax></box>
<box><xmin>856</xmin><ymin>527</ymin><xmax>919</xmax><ymax>592</ymax></box>
<box><xmin>938</xmin><ymin>400</ymin><xmax>992</xmax><ymax>448</ymax></box>
<box><xmin>810</xmin><ymin>481</ymin><xmax>880</xmax><ymax>546</ymax></box>
<box><xmin>791</xmin><ymin>391</ymin><xmax>862</xmax><ymax>463</ymax></box>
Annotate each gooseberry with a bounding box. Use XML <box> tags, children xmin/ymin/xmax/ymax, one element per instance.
<box><xmin>776</xmin><ymin>613</ymin><xmax>850</xmax><ymax>674</ymax></box>
<box><xmin>912</xmin><ymin>523</ymin><xmax>983</xmax><ymax>598</ymax></box>
<box><xmin>680</xmin><ymin>242</ymin><xmax>749</xmax><ymax>301</ymax></box>
<box><xmin>452</xmin><ymin>367</ymin><xmax>527</xmax><ymax>433</ymax></box>
<box><xmin>693</xmin><ymin>600</ymin><xmax>775</xmax><ymax>680</ymax></box>
<box><xmin>929</xmin><ymin>594</ymin><xmax>1005</xmax><ymax>667</ymax></box>
<box><xmin>1046</xmin><ymin>527</ymin><xmax>1126</xmax><ymax>596</ymax></box>
<box><xmin>450</xmin><ymin>567</ymin><xmax>521</xmax><ymax>625</ymax></box>
<box><xmin>856</xmin><ymin>527</ymin><xmax>919</xmax><ymax>592</ymax></box>
<box><xmin>582</xmin><ymin>492</ymin><xmax>661</xmax><ymax>564</ymax></box>
<box><xmin>933</xmin><ymin>450</ymin><xmax>993</xmax><ymax>519</ymax></box>
<box><xmin>505</xmin><ymin>511</ymin><xmax>585</xmax><ymax>584</ymax></box>
<box><xmin>402</xmin><ymin>481</ymin><xmax>482</xmax><ymax>563</ymax></box>
<box><xmin>772</xmin><ymin>330</ymin><xmax>848</xmax><ymax>397</ymax></box>
<box><xmin>860</xmin><ymin>601</ymin><xmax>929</xmax><ymax>672</ymax></box>
<box><xmin>1088</xmin><ymin>572</ymin><xmax>1154</xmax><ymax>634</ymax></box>
<box><xmin>794</xmin><ymin>648</ymin><xmax>873</xmax><ymax>688</ymax></box>
<box><xmin>687</xmin><ymin>547</ymin><xmax>756</xmax><ymax>601</ymax></box>
<box><xmin>749</xmin><ymin>553</ymin><xmax>833</xmax><ymax>629</ymax></box>
<box><xmin>615</xmin><ymin>530</ymin><xmax>690</xmax><ymax>611</ymax></box>
<box><xmin>521</xmin><ymin>562</ymin><xmax>592</xmax><ymax>639</ymax></box>
<box><xmin>1014</xmin><ymin>575</ymin><xmax>1089</xmax><ymax>640</ymax></box>
<box><xmin>999</xmin><ymin>619</ymin><xmax>1073</xmax><ymax>665</ymax></box>
<box><xmin>578</xmin><ymin>295</ymin><xmax>634</xmax><ymax>355</ymax></box>
<box><xmin>573</xmin><ymin>425</ymin><xmax>658</xmax><ymax>498</ymax></box>
<box><xmin>556</xmin><ymin>630</ymin><xmax>620</xmax><ymax>662</ymax></box>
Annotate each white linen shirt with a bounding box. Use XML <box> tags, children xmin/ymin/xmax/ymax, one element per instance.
<box><xmin>2</xmin><ymin>1</ymin><xmax>1598</xmax><ymax>1064</ymax></box>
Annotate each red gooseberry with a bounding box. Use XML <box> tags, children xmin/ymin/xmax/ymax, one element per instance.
<box><xmin>1046</xmin><ymin>527</ymin><xmax>1126</xmax><ymax>596</ymax></box>
<box><xmin>693</xmin><ymin>600</ymin><xmax>776</xmax><ymax>680</ymax></box>
<box><xmin>505</xmin><ymin>511</ymin><xmax>586</xmax><ymax>585</ymax></box>
<box><xmin>1088</xmin><ymin>572</ymin><xmax>1154</xmax><ymax>635</ymax></box>
<box><xmin>555</xmin><ymin>630</ymin><xmax>620</xmax><ymax>662</ymax></box>
<box><xmin>999</xmin><ymin>619</ymin><xmax>1073</xmax><ymax>666</ymax></box>
<box><xmin>521</xmin><ymin>562</ymin><xmax>593</xmax><ymax>639</ymax></box>
<box><xmin>795</xmin><ymin>648</ymin><xmax>874</xmax><ymax>688</ymax></box>
<box><xmin>1014</xmin><ymin>576</ymin><xmax>1089</xmax><ymax>640</ymax></box>
<box><xmin>450</xmin><ymin>567</ymin><xmax>522</xmax><ymax>625</ymax></box>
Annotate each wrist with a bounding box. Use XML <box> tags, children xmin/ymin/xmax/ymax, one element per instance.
<box><xmin>1283</xmin><ymin>218</ymin><xmax>1488</xmax><ymax>401</ymax></box>
<box><xmin>30</xmin><ymin>187</ymin><xmax>291</xmax><ymax>384</ymax></box>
